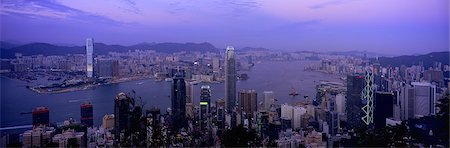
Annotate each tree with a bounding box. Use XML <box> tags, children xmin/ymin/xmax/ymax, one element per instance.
<box><xmin>221</xmin><ymin>125</ymin><xmax>262</xmax><ymax>147</ymax></box>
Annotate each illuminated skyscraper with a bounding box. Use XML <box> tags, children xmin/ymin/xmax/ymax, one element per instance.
<box><xmin>225</xmin><ymin>46</ymin><xmax>236</xmax><ymax>112</ymax></box>
<box><xmin>80</xmin><ymin>102</ymin><xmax>93</xmax><ymax>127</ymax></box>
<box><xmin>32</xmin><ymin>107</ymin><xmax>49</xmax><ymax>127</ymax></box>
<box><xmin>200</xmin><ymin>85</ymin><xmax>211</xmax><ymax>130</ymax></box>
<box><xmin>361</xmin><ymin>69</ymin><xmax>374</xmax><ymax>126</ymax></box>
<box><xmin>86</xmin><ymin>38</ymin><xmax>94</xmax><ymax>78</ymax></box>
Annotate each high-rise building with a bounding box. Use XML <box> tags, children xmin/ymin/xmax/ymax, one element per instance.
<box><xmin>200</xmin><ymin>85</ymin><xmax>211</xmax><ymax>130</ymax></box>
<box><xmin>397</xmin><ymin>86</ymin><xmax>415</xmax><ymax>120</ymax></box>
<box><xmin>411</xmin><ymin>82</ymin><xmax>436</xmax><ymax>117</ymax></box>
<box><xmin>32</xmin><ymin>107</ymin><xmax>49</xmax><ymax>127</ymax></box>
<box><xmin>86</xmin><ymin>38</ymin><xmax>94</xmax><ymax>78</ymax></box>
<box><xmin>171</xmin><ymin>72</ymin><xmax>187</xmax><ymax>131</ymax></box>
<box><xmin>112</xmin><ymin>60</ymin><xmax>119</xmax><ymax>78</ymax></box>
<box><xmin>96</xmin><ymin>59</ymin><xmax>116</xmax><ymax>78</ymax></box>
<box><xmin>102</xmin><ymin>114</ymin><xmax>115</xmax><ymax>129</ymax></box>
<box><xmin>335</xmin><ymin>93</ymin><xmax>345</xmax><ymax>115</ymax></box>
<box><xmin>114</xmin><ymin>92</ymin><xmax>134</xmax><ymax>144</ymax></box>
<box><xmin>361</xmin><ymin>70</ymin><xmax>374</xmax><ymax>126</ymax></box>
<box><xmin>225</xmin><ymin>46</ymin><xmax>236</xmax><ymax>113</ymax></box>
<box><xmin>212</xmin><ymin>58</ymin><xmax>220</xmax><ymax>72</ymax></box>
<box><xmin>239</xmin><ymin>90</ymin><xmax>258</xmax><ymax>121</ymax></box>
<box><xmin>185</xmin><ymin>82</ymin><xmax>194</xmax><ymax>118</ymax></box>
<box><xmin>80</xmin><ymin>102</ymin><xmax>93</xmax><ymax>127</ymax></box>
<box><xmin>325</xmin><ymin>111</ymin><xmax>339</xmax><ymax>136</ymax></box>
<box><xmin>293</xmin><ymin>106</ymin><xmax>307</xmax><ymax>130</ymax></box>
<box><xmin>263</xmin><ymin>91</ymin><xmax>275</xmax><ymax>111</ymax></box>
<box><xmin>374</xmin><ymin>92</ymin><xmax>394</xmax><ymax>129</ymax></box>
<box><xmin>346</xmin><ymin>74</ymin><xmax>365</xmax><ymax>129</ymax></box>
<box><xmin>216</xmin><ymin>98</ymin><xmax>226</xmax><ymax>128</ymax></box>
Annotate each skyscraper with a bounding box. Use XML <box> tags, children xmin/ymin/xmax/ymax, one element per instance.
<box><xmin>200</xmin><ymin>85</ymin><xmax>211</xmax><ymax>130</ymax></box>
<box><xmin>263</xmin><ymin>91</ymin><xmax>275</xmax><ymax>111</ymax></box>
<box><xmin>216</xmin><ymin>98</ymin><xmax>226</xmax><ymax>128</ymax></box>
<box><xmin>398</xmin><ymin>86</ymin><xmax>415</xmax><ymax>120</ymax></box>
<box><xmin>32</xmin><ymin>107</ymin><xmax>49</xmax><ymax>127</ymax></box>
<box><xmin>225</xmin><ymin>46</ymin><xmax>236</xmax><ymax>113</ymax></box>
<box><xmin>171</xmin><ymin>72</ymin><xmax>187</xmax><ymax>131</ymax></box>
<box><xmin>80</xmin><ymin>102</ymin><xmax>93</xmax><ymax>127</ymax></box>
<box><xmin>361</xmin><ymin>70</ymin><xmax>374</xmax><ymax>126</ymax></box>
<box><xmin>114</xmin><ymin>92</ymin><xmax>134</xmax><ymax>144</ymax></box>
<box><xmin>86</xmin><ymin>38</ymin><xmax>94</xmax><ymax>78</ymax></box>
<box><xmin>411</xmin><ymin>82</ymin><xmax>436</xmax><ymax>117</ymax></box>
<box><xmin>374</xmin><ymin>92</ymin><xmax>394</xmax><ymax>129</ymax></box>
<box><xmin>346</xmin><ymin>74</ymin><xmax>365</xmax><ymax>129</ymax></box>
<box><xmin>239</xmin><ymin>90</ymin><xmax>258</xmax><ymax>121</ymax></box>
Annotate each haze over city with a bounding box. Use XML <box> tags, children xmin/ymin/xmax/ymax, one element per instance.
<box><xmin>1</xmin><ymin>0</ymin><xmax>449</xmax><ymax>55</ymax></box>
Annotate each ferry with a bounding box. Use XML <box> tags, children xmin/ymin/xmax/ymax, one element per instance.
<box><xmin>289</xmin><ymin>86</ymin><xmax>299</xmax><ymax>96</ymax></box>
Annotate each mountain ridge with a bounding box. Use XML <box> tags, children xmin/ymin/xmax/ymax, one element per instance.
<box><xmin>0</xmin><ymin>42</ymin><xmax>219</xmax><ymax>58</ymax></box>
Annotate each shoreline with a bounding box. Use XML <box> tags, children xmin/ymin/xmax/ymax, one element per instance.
<box><xmin>28</xmin><ymin>76</ymin><xmax>224</xmax><ymax>94</ymax></box>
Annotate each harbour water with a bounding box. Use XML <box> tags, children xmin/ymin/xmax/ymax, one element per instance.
<box><xmin>0</xmin><ymin>60</ymin><xmax>342</xmax><ymax>128</ymax></box>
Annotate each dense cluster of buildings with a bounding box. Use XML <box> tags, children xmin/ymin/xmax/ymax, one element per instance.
<box><xmin>1</xmin><ymin>38</ymin><xmax>448</xmax><ymax>147</ymax></box>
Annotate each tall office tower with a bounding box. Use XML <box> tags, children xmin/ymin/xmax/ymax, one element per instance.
<box><xmin>263</xmin><ymin>91</ymin><xmax>275</xmax><ymax>111</ymax></box>
<box><xmin>216</xmin><ymin>98</ymin><xmax>226</xmax><ymax>128</ymax></box>
<box><xmin>411</xmin><ymin>82</ymin><xmax>436</xmax><ymax>117</ymax></box>
<box><xmin>239</xmin><ymin>90</ymin><xmax>258</xmax><ymax>120</ymax></box>
<box><xmin>114</xmin><ymin>92</ymin><xmax>134</xmax><ymax>143</ymax></box>
<box><xmin>212</xmin><ymin>58</ymin><xmax>220</xmax><ymax>72</ymax></box>
<box><xmin>346</xmin><ymin>74</ymin><xmax>365</xmax><ymax>129</ymax></box>
<box><xmin>374</xmin><ymin>92</ymin><xmax>394</xmax><ymax>129</ymax></box>
<box><xmin>86</xmin><ymin>38</ymin><xmax>94</xmax><ymax>78</ymax></box>
<box><xmin>361</xmin><ymin>70</ymin><xmax>374</xmax><ymax>126</ymax></box>
<box><xmin>398</xmin><ymin>86</ymin><xmax>415</xmax><ymax>120</ymax></box>
<box><xmin>80</xmin><ymin>102</ymin><xmax>93</xmax><ymax>127</ymax></box>
<box><xmin>112</xmin><ymin>60</ymin><xmax>119</xmax><ymax>78</ymax></box>
<box><xmin>186</xmin><ymin>82</ymin><xmax>194</xmax><ymax>104</ymax></box>
<box><xmin>171</xmin><ymin>72</ymin><xmax>187</xmax><ymax>131</ymax></box>
<box><xmin>225</xmin><ymin>46</ymin><xmax>237</xmax><ymax>113</ymax></box>
<box><xmin>200</xmin><ymin>85</ymin><xmax>211</xmax><ymax>130</ymax></box>
<box><xmin>185</xmin><ymin>82</ymin><xmax>194</xmax><ymax>118</ymax></box>
<box><xmin>335</xmin><ymin>93</ymin><xmax>345</xmax><ymax>115</ymax></box>
<box><xmin>326</xmin><ymin>111</ymin><xmax>339</xmax><ymax>136</ymax></box>
<box><xmin>293</xmin><ymin>106</ymin><xmax>307</xmax><ymax>130</ymax></box>
<box><xmin>32</xmin><ymin>107</ymin><xmax>49</xmax><ymax>127</ymax></box>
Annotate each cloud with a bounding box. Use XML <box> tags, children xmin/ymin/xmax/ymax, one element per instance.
<box><xmin>0</xmin><ymin>1</ymin><xmax>76</xmax><ymax>19</ymax></box>
<box><xmin>309</xmin><ymin>0</ymin><xmax>360</xmax><ymax>9</ymax></box>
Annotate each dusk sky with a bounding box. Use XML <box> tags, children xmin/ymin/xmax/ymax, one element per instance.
<box><xmin>1</xmin><ymin>0</ymin><xmax>448</xmax><ymax>54</ymax></box>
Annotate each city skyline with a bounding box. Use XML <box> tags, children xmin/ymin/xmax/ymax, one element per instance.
<box><xmin>0</xmin><ymin>1</ymin><xmax>449</xmax><ymax>147</ymax></box>
<box><xmin>1</xmin><ymin>0</ymin><xmax>449</xmax><ymax>55</ymax></box>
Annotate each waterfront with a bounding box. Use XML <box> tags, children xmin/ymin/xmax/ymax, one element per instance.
<box><xmin>1</xmin><ymin>60</ymin><xmax>342</xmax><ymax>128</ymax></box>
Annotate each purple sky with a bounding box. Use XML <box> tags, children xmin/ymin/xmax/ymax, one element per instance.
<box><xmin>1</xmin><ymin>0</ymin><xmax>448</xmax><ymax>54</ymax></box>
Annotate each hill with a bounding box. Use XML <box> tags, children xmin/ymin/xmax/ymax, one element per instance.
<box><xmin>1</xmin><ymin>42</ymin><xmax>218</xmax><ymax>58</ymax></box>
<box><xmin>375</xmin><ymin>51</ymin><xmax>449</xmax><ymax>68</ymax></box>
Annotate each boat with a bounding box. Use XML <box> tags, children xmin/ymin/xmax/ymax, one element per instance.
<box><xmin>289</xmin><ymin>86</ymin><xmax>299</xmax><ymax>96</ymax></box>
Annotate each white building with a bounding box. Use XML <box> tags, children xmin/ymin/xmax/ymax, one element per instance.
<box><xmin>335</xmin><ymin>93</ymin><xmax>345</xmax><ymax>115</ymax></box>
<box><xmin>263</xmin><ymin>91</ymin><xmax>275</xmax><ymax>111</ymax></box>
<box><xmin>293</xmin><ymin>106</ymin><xmax>307</xmax><ymax>130</ymax></box>
<box><xmin>86</xmin><ymin>38</ymin><xmax>94</xmax><ymax>78</ymax></box>
<box><xmin>281</xmin><ymin>104</ymin><xmax>293</xmax><ymax>119</ymax></box>
<box><xmin>411</xmin><ymin>82</ymin><xmax>436</xmax><ymax>117</ymax></box>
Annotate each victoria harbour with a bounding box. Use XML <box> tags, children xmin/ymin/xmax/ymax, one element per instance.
<box><xmin>1</xmin><ymin>60</ymin><xmax>341</xmax><ymax>128</ymax></box>
<box><xmin>1</xmin><ymin>0</ymin><xmax>448</xmax><ymax>147</ymax></box>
